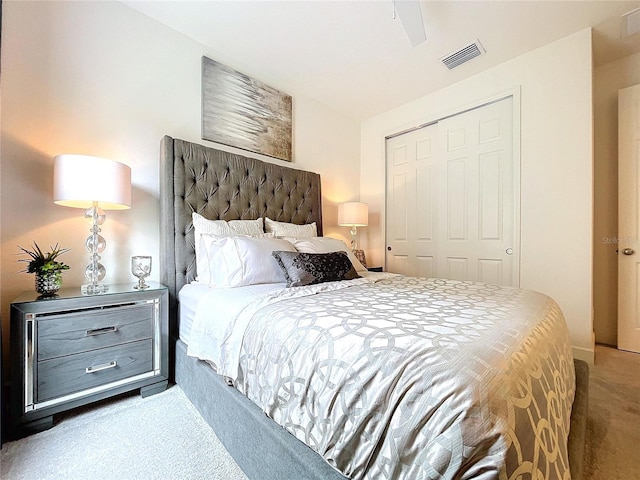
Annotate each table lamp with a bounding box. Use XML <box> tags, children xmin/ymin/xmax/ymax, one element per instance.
<box><xmin>53</xmin><ymin>154</ymin><xmax>131</xmax><ymax>294</ymax></box>
<box><xmin>338</xmin><ymin>201</ymin><xmax>368</xmax><ymax>251</ymax></box>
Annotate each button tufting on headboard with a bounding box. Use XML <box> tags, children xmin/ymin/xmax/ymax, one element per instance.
<box><xmin>159</xmin><ymin>135</ymin><xmax>323</xmax><ymax>330</ymax></box>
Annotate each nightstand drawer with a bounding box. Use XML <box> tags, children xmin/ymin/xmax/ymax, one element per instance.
<box><xmin>37</xmin><ymin>339</ymin><xmax>153</xmax><ymax>402</ymax></box>
<box><xmin>37</xmin><ymin>303</ymin><xmax>154</xmax><ymax>361</ymax></box>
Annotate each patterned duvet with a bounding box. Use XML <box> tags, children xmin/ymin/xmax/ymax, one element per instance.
<box><xmin>188</xmin><ymin>275</ymin><xmax>575</xmax><ymax>479</ymax></box>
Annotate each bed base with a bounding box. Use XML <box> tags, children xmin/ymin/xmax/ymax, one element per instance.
<box><xmin>175</xmin><ymin>339</ymin><xmax>346</xmax><ymax>480</ymax></box>
<box><xmin>569</xmin><ymin>359</ymin><xmax>589</xmax><ymax>480</ymax></box>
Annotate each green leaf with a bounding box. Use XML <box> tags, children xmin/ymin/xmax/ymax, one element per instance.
<box><xmin>17</xmin><ymin>242</ymin><xmax>70</xmax><ymax>275</ymax></box>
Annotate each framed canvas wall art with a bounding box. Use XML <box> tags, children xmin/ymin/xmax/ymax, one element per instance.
<box><xmin>202</xmin><ymin>56</ymin><xmax>293</xmax><ymax>162</ymax></box>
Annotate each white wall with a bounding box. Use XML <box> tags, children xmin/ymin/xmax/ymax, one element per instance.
<box><xmin>360</xmin><ymin>29</ymin><xmax>595</xmax><ymax>363</ymax></box>
<box><xmin>0</xmin><ymin>1</ymin><xmax>360</xmax><ymax>369</ymax></box>
<box><xmin>593</xmin><ymin>52</ymin><xmax>640</xmax><ymax>347</ymax></box>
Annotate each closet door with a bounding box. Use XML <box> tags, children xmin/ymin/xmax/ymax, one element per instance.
<box><xmin>385</xmin><ymin>122</ymin><xmax>438</xmax><ymax>278</ymax></box>
<box><xmin>385</xmin><ymin>97</ymin><xmax>518</xmax><ymax>286</ymax></box>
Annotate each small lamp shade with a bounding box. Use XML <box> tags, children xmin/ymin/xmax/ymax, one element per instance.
<box><xmin>54</xmin><ymin>154</ymin><xmax>131</xmax><ymax>210</ymax></box>
<box><xmin>338</xmin><ymin>202</ymin><xmax>368</xmax><ymax>227</ymax></box>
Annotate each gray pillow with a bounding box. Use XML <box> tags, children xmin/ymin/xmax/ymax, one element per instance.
<box><xmin>272</xmin><ymin>251</ymin><xmax>361</xmax><ymax>287</ymax></box>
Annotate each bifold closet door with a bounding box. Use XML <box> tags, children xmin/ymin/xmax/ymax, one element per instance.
<box><xmin>386</xmin><ymin>97</ymin><xmax>518</xmax><ymax>286</ymax></box>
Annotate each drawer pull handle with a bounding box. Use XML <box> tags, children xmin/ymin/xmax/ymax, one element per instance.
<box><xmin>85</xmin><ymin>361</ymin><xmax>117</xmax><ymax>374</ymax></box>
<box><xmin>86</xmin><ymin>326</ymin><xmax>118</xmax><ymax>336</ymax></box>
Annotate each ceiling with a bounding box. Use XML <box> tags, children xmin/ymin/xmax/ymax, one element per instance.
<box><xmin>123</xmin><ymin>1</ymin><xmax>640</xmax><ymax>121</ymax></box>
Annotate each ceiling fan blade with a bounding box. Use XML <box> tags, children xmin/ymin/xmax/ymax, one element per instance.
<box><xmin>394</xmin><ymin>0</ymin><xmax>426</xmax><ymax>47</ymax></box>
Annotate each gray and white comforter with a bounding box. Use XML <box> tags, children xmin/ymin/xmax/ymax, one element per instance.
<box><xmin>188</xmin><ymin>274</ymin><xmax>575</xmax><ymax>479</ymax></box>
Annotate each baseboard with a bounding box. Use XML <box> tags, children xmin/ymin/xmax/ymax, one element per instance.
<box><xmin>572</xmin><ymin>345</ymin><xmax>594</xmax><ymax>365</ymax></box>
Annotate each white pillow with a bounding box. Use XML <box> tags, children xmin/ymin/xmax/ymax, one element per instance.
<box><xmin>200</xmin><ymin>235</ymin><xmax>296</xmax><ymax>287</ymax></box>
<box><xmin>265</xmin><ymin>217</ymin><xmax>317</xmax><ymax>238</ymax></box>
<box><xmin>192</xmin><ymin>213</ymin><xmax>265</xmax><ymax>281</ymax></box>
<box><xmin>192</xmin><ymin>212</ymin><xmax>264</xmax><ymax>236</ymax></box>
<box><xmin>284</xmin><ymin>237</ymin><xmax>367</xmax><ymax>273</ymax></box>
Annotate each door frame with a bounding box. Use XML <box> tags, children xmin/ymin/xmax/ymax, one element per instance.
<box><xmin>383</xmin><ymin>88</ymin><xmax>522</xmax><ymax>286</ymax></box>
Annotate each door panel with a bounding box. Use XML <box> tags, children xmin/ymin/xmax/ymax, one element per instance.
<box><xmin>446</xmin><ymin>257</ymin><xmax>468</xmax><ymax>281</ymax></box>
<box><xmin>391</xmin><ymin>172</ymin><xmax>409</xmax><ymax>241</ymax></box>
<box><xmin>479</xmin><ymin>151</ymin><xmax>502</xmax><ymax>240</ymax></box>
<box><xmin>478</xmin><ymin>258</ymin><xmax>502</xmax><ymax>285</ymax></box>
<box><xmin>416</xmin><ymin>256</ymin><xmax>434</xmax><ymax>278</ymax></box>
<box><xmin>386</xmin><ymin>97</ymin><xmax>517</xmax><ymax>287</ymax></box>
<box><xmin>416</xmin><ymin>166</ymin><xmax>433</xmax><ymax>240</ymax></box>
<box><xmin>446</xmin><ymin>157</ymin><xmax>469</xmax><ymax>241</ymax></box>
<box><xmin>388</xmin><ymin>255</ymin><xmax>410</xmax><ymax>275</ymax></box>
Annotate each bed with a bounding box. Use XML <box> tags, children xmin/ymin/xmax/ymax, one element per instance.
<box><xmin>159</xmin><ymin>135</ymin><xmax>588</xmax><ymax>480</ymax></box>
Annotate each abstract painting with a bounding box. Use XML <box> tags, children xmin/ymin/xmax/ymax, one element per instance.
<box><xmin>202</xmin><ymin>56</ymin><xmax>292</xmax><ymax>162</ymax></box>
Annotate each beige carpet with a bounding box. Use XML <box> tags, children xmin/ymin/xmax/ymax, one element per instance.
<box><xmin>1</xmin><ymin>386</ymin><xmax>247</xmax><ymax>480</ymax></box>
<box><xmin>585</xmin><ymin>344</ymin><xmax>640</xmax><ymax>480</ymax></box>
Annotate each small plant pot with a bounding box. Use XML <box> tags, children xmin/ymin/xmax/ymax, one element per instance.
<box><xmin>35</xmin><ymin>273</ymin><xmax>62</xmax><ymax>296</ymax></box>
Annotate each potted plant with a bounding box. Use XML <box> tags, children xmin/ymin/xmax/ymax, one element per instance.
<box><xmin>18</xmin><ymin>242</ymin><xmax>70</xmax><ymax>295</ymax></box>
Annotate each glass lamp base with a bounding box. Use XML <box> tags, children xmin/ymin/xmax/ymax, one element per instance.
<box><xmin>82</xmin><ymin>283</ymin><xmax>109</xmax><ymax>295</ymax></box>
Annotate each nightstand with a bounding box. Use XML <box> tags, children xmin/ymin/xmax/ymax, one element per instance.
<box><xmin>10</xmin><ymin>282</ymin><xmax>169</xmax><ymax>436</ymax></box>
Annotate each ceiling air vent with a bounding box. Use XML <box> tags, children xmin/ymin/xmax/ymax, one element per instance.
<box><xmin>622</xmin><ymin>8</ymin><xmax>640</xmax><ymax>37</ymax></box>
<box><xmin>441</xmin><ymin>40</ymin><xmax>485</xmax><ymax>70</ymax></box>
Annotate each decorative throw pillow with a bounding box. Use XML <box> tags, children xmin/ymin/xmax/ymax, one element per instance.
<box><xmin>265</xmin><ymin>217</ymin><xmax>317</xmax><ymax>238</ymax></box>
<box><xmin>193</xmin><ymin>212</ymin><xmax>264</xmax><ymax>234</ymax></box>
<box><xmin>283</xmin><ymin>236</ymin><xmax>367</xmax><ymax>273</ymax></box>
<box><xmin>272</xmin><ymin>251</ymin><xmax>361</xmax><ymax>287</ymax></box>
<box><xmin>201</xmin><ymin>235</ymin><xmax>295</xmax><ymax>287</ymax></box>
<box><xmin>192</xmin><ymin>213</ymin><xmax>265</xmax><ymax>282</ymax></box>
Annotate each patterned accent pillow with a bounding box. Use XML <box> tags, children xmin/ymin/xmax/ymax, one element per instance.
<box><xmin>283</xmin><ymin>236</ymin><xmax>367</xmax><ymax>273</ymax></box>
<box><xmin>272</xmin><ymin>251</ymin><xmax>361</xmax><ymax>287</ymax></box>
<box><xmin>265</xmin><ymin>217</ymin><xmax>317</xmax><ymax>238</ymax></box>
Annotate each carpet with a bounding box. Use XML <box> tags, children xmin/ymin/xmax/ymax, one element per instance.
<box><xmin>1</xmin><ymin>386</ymin><xmax>247</xmax><ymax>480</ymax></box>
<box><xmin>584</xmin><ymin>345</ymin><xmax>640</xmax><ymax>480</ymax></box>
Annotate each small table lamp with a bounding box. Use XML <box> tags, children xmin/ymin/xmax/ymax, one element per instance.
<box><xmin>338</xmin><ymin>201</ymin><xmax>368</xmax><ymax>251</ymax></box>
<box><xmin>54</xmin><ymin>154</ymin><xmax>131</xmax><ymax>294</ymax></box>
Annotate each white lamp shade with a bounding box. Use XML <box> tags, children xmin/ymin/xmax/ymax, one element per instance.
<box><xmin>338</xmin><ymin>202</ymin><xmax>368</xmax><ymax>227</ymax></box>
<box><xmin>54</xmin><ymin>154</ymin><xmax>131</xmax><ymax>210</ymax></box>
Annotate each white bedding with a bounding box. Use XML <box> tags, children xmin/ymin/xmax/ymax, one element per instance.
<box><xmin>179</xmin><ymin>282</ymin><xmax>286</xmax><ymax>345</ymax></box>
<box><xmin>178</xmin><ymin>283</ymin><xmax>210</xmax><ymax>344</ymax></box>
<box><xmin>186</xmin><ymin>274</ymin><xmax>387</xmax><ymax>379</ymax></box>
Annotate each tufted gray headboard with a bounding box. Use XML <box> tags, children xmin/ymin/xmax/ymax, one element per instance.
<box><xmin>159</xmin><ymin>136</ymin><xmax>323</xmax><ymax>331</ymax></box>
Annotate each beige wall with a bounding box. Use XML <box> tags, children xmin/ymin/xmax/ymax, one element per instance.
<box><xmin>593</xmin><ymin>52</ymin><xmax>640</xmax><ymax>346</ymax></box>
<box><xmin>0</xmin><ymin>1</ymin><xmax>360</xmax><ymax>371</ymax></box>
<box><xmin>1</xmin><ymin>2</ymin><xmax>610</xmax><ymax>375</ymax></box>
<box><xmin>360</xmin><ymin>29</ymin><xmax>595</xmax><ymax>363</ymax></box>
